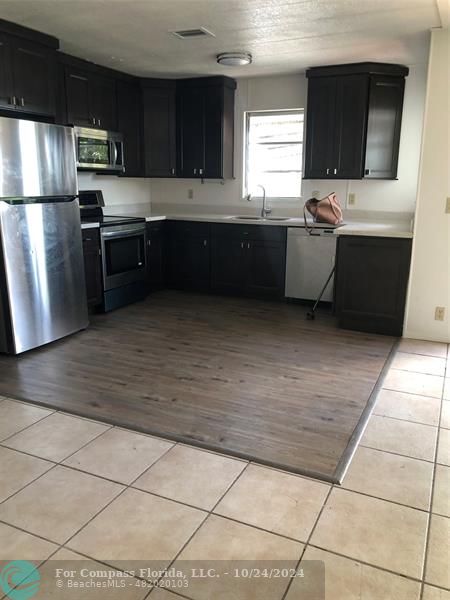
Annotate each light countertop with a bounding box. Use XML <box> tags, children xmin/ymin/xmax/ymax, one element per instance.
<box><xmin>83</xmin><ymin>205</ymin><xmax>414</xmax><ymax>238</ymax></box>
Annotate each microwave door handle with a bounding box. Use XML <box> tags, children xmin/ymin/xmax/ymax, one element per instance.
<box><xmin>111</xmin><ymin>140</ymin><xmax>118</xmax><ymax>167</ymax></box>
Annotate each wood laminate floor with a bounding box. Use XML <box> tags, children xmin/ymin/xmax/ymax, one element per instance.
<box><xmin>0</xmin><ymin>291</ymin><xmax>396</xmax><ymax>481</ymax></box>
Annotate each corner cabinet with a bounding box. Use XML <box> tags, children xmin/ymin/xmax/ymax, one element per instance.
<box><xmin>177</xmin><ymin>76</ymin><xmax>236</xmax><ymax>179</ymax></box>
<box><xmin>335</xmin><ymin>235</ymin><xmax>412</xmax><ymax>336</ymax></box>
<box><xmin>304</xmin><ymin>63</ymin><xmax>408</xmax><ymax>180</ymax></box>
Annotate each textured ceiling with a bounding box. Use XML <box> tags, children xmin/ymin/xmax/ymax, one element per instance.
<box><xmin>0</xmin><ymin>0</ymin><xmax>440</xmax><ymax>78</ymax></box>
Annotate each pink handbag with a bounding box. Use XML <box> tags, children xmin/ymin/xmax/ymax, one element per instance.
<box><xmin>304</xmin><ymin>192</ymin><xmax>343</xmax><ymax>230</ymax></box>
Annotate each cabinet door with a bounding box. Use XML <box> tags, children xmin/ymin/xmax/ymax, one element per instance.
<box><xmin>303</xmin><ymin>77</ymin><xmax>337</xmax><ymax>179</ymax></box>
<box><xmin>178</xmin><ymin>86</ymin><xmax>204</xmax><ymax>177</ymax></box>
<box><xmin>146</xmin><ymin>223</ymin><xmax>165</xmax><ymax>290</ymax></box>
<box><xmin>333</xmin><ymin>75</ymin><xmax>368</xmax><ymax>179</ymax></box>
<box><xmin>0</xmin><ymin>35</ymin><xmax>13</xmax><ymax>110</ymax></box>
<box><xmin>211</xmin><ymin>235</ymin><xmax>246</xmax><ymax>295</ymax></box>
<box><xmin>12</xmin><ymin>40</ymin><xmax>56</xmax><ymax>116</ymax></box>
<box><xmin>335</xmin><ymin>236</ymin><xmax>412</xmax><ymax>336</ymax></box>
<box><xmin>82</xmin><ymin>231</ymin><xmax>103</xmax><ymax>307</ymax></box>
<box><xmin>117</xmin><ymin>79</ymin><xmax>143</xmax><ymax>177</ymax></box>
<box><xmin>203</xmin><ymin>85</ymin><xmax>223</xmax><ymax>178</ymax></box>
<box><xmin>143</xmin><ymin>85</ymin><xmax>176</xmax><ymax>177</ymax></box>
<box><xmin>90</xmin><ymin>74</ymin><xmax>117</xmax><ymax>130</ymax></box>
<box><xmin>65</xmin><ymin>67</ymin><xmax>92</xmax><ymax>127</ymax></box>
<box><xmin>364</xmin><ymin>76</ymin><xmax>405</xmax><ymax>179</ymax></box>
<box><xmin>167</xmin><ymin>235</ymin><xmax>210</xmax><ymax>290</ymax></box>
<box><xmin>245</xmin><ymin>240</ymin><xmax>286</xmax><ymax>297</ymax></box>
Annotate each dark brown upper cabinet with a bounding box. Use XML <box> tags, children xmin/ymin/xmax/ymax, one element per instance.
<box><xmin>177</xmin><ymin>76</ymin><xmax>236</xmax><ymax>179</ymax></box>
<box><xmin>62</xmin><ymin>59</ymin><xmax>117</xmax><ymax>130</ymax></box>
<box><xmin>141</xmin><ymin>79</ymin><xmax>176</xmax><ymax>177</ymax></box>
<box><xmin>117</xmin><ymin>78</ymin><xmax>143</xmax><ymax>177</ymax></box>
<box><xmin>0</xmin><ymin>30</ymin><xmax>57</xmax><ymax>117</ymax></box>
<box><xmin>304</xmin><ymin>63</ymin><xmax>408</xmax><ymax>180</ymax></box>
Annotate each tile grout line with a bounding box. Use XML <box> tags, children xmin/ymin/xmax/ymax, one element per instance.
<box><xmin>359</xmin><ymin>442</ymin><xmax>437</xmax><ymax>464</ymax></box>
<box><xmin>0</xmin><ymin>404</ymin><xmax>57</xmax><ymax>445</ymax></box>
<box><xmin>418</xmin><ymin>353</ymin><xmax>448</xmax><ymax>600</ymax></box>
<box><xmin>0</xmin><ymin>423</ymin><xmax>115</xmax><ymax>506</ymax></box>
<box><xmin>372</xmin><ymin>411</ymin><xmax>441</xmax><ymax>428</ymax></box>
<box><xmin>280</xmin><ymin>484</ymin><xmax>335</xmax><ymax>600</ymax></box>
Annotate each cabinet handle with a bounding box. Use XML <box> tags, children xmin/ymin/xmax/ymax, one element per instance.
<box><xmin>11</xmin><ymin>96</ymin><xmax>17</xmax><ymax>106</ymax></box>
<box><xmin>92</xmin><ymin>117</ymin><xmax>96</xmax><ymax>126</ymax></box>
<box><xmin>147</xmin><ymin>239</ymin><xmax>151</xmax><ymax>247</ymax></box>
<box><xmin>241</xmin><ymin>242</ymin><xmax>244</xmax><ymax>249</ymax></box>
<box><xmin>326</xmin><ymin>168</ymin><xmax>330</xmax><ymax>175</ymax></box>
<box><xmin>98</xmin><ymin>248</ymin><xmax>101</xmax><ymax>256</ymax></box>
<box><xmin>247</xmin><ymin>242</ymin><xmax>250</xmax><ymax>249</ymax></box>
<box><xmin>199</xmin><ymin>168</ymin><xmax>203</xmax><ymax>175</ymax></box>
<box><xmin>193</xmin><ymin>168</ymin><xmax>197</xmax><ymax>175</ymax></box>
<box><xmin>171</xmin><ymin>168</ymin><xmax>175</xmax><ymax>175</ymax></box>
<box><xmin>98</xmin><ymin>118</ymin><xmax>101</xmax><ymax>127</ymax></box>
<box><xmin>203</xmin><ymin>239</ymin><xmax>207</xmax><ymax>247</ymax></box>
<box><xmin>334</xmin><ymin>168</ymin><xmax>337</xmax><ymax>175</ymax></box>
<box><xmin>20</xmin><ymin>97</ymin><xmax>25</xmax><ymax>107</ymax></box>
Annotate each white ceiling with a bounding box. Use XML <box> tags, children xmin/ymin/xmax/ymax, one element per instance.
<box><xmin>0</xmin><ymin>0</ymin><xmax>442</xmax><ymax>78</ymax></box>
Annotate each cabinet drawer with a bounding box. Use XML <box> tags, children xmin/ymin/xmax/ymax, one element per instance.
<box><xmin>81</xmin><ymin>228</ymin><xmax>100</xmax><ymax>246</ymax></box>
<box><xmin>211</xmin><ymin>223</ymin><xmax>286</xmax><ymax>242</ymax></box>
<box><xmin>146</xmin><ymin>221</ymin><xmax>165</xmax><ymax>235</ymax></box>
<box><xmin>168</xmin><ymin>220</ymin><xmax>210</xmax><ymax>238</ymax></box>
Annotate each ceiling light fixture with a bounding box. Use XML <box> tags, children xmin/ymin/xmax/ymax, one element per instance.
<box><xmin>216</xmin><ymin>52</ymin><xmax>252</xmax><ymax>67</ymax></box>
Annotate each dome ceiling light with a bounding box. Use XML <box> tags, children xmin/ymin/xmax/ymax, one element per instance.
<box><xmin>216</xmin><ymin>52</ymin><xmax>252</xmax><ymax>67</ymax></box>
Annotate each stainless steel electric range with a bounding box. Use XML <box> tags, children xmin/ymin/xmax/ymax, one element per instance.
<box><xmin>79</xmin><ymin>190</ymin><xmax>147</xmax><ymax>312</ymax></box>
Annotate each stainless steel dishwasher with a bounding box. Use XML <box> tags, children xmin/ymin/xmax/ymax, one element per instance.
<box><xmin>285</xmin><ymin>227</ymin><xmax>337</xmax><ymax>301</ymax></box>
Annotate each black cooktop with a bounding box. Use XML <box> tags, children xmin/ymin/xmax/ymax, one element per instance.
<box><xmin>80</xmin><ymin>214</ymin><xmax>145</xmax><ymax>227</ymax></box>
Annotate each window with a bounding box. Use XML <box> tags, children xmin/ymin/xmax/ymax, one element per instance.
<box><xmin>244</xmin><ymin>109</ymin><xmax>304</xmax><ymax>199</ymax></box>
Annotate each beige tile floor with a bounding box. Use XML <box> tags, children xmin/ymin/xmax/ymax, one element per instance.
<box><xmin>0</xmin><ymin>338</ymin><xmax>448</xmax><ymax>600</ymax></box>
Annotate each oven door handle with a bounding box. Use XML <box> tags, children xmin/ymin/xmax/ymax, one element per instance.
<box><xmin>102</xmin><ymin>229</ymin><xmax>145</xmax><ymax>238</ymax></box>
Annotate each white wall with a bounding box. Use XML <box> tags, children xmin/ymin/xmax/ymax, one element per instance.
<box><xmin>404</xmin><ymin>29</ymin><xmax>450</xmax><ymax>343</ymax></box>
<box><xmin>150</xmin><ymin>65</ymin><xmax>428</xmax><ymax>216</ymax></box>
<box><xmin>77</xmin><ymin>172</ymin><xmax>151</xmax><ymax>207</ymax></box>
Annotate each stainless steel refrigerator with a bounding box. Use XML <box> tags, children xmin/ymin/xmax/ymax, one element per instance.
<box><xmin>0</xmin><ymin>117</ymin><xmax>89</xmax><ymax>354</ymax></box>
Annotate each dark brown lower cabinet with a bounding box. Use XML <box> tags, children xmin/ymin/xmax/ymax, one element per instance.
<box><xmin>335</xmin><ymin>235</ymin><xmax>412</xmax><ymax>336</ymax></box>
<box><xmin>81</xmin><ymin>229</ymin><xmax>103</xmax><ymax>307</ymax></box>
<box><xmin>165</xmin><ymin>221</ymin><xmax>211</xmax><ymax>291</ymax></box>
<box><xmin>146</xmin><ymin>221</ymin><xmax>165</xmax><ymax>290</ymax></box>
<box><xmin>211</xmin><ymin>224</ymin><xmax>286</xmax><ymax>298</ymax></box>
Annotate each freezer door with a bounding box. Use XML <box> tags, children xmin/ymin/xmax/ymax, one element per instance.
<box><xmin>0</xmin><ymin>200</ymin><xmax>89</xmax><ymax>354</ymax></box>
<box><xmin>0</xmin><ymin>117</ymin><xmax>77</xmax><ymax>199</ymax></box>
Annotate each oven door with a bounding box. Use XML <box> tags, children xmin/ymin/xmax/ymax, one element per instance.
<box><xmin>101</xmin><ymin>224</ymin><xmax>147</xmax><ymax>291</ymax></box>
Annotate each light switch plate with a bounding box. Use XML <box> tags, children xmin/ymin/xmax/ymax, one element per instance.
<box><xmin>446</xmin><ymin>197</ymin><xmax>450</xmax><ymax>214</ymax></box>
<box><xmin>348</xmin><ymin>193</ymin><xmax>356</xmax><ymax>206</ymax></box>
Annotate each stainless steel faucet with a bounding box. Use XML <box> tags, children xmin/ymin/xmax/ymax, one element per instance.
<box><xmin>246</xmin><ymin>185</ymin><xmax>271</xmax><ymax>217</ymax></box>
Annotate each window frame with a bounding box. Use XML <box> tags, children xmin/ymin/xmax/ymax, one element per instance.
<box><xmin>243</xmin><ymin>108</ymin><xmax>304</xmax><ymax>201</ymax></box>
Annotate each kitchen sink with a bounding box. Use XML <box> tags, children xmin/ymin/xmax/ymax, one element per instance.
<box><xmin>265</xmin><ymin>217</ymin><xmax>292</xmax><ymax>221</ymax></box>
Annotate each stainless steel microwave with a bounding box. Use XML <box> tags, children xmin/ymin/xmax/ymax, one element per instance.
<box><xmin>74</xmin><ymin>126</ymin><xmax>124</xmax><ymax>172</ymax></box>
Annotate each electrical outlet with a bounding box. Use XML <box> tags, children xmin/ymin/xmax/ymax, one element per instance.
<box><xmin>348</xmin><ymin>193</ymin><xmax>356</xmax><ymax>206</ymax></box>
<box><xmin>446</xmin><ymin>197</ymin><xmax>450</xmax><ymax>214</ymax></box>
<box><xmin>435</xmin><ymin>306</ymin><xmax>445</xmax><ymax>321</ymax></box>
<box><xmin>188</xmin><ymin>189</ymin><xmax>194</xmax><ymax>200</ymax></box>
